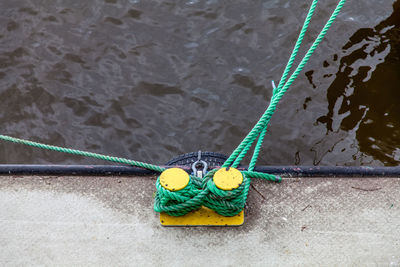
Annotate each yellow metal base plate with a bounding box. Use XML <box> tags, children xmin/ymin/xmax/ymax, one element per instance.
<box><xmin>160</xmin><ymin>206</ymin><xmax>244</xmax><ymax>226</ymax></box>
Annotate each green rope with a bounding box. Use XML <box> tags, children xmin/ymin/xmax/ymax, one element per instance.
<box><xmin>154</xmin><ymin>167</ymin><xmax>281</xmax><ymax>217</ymax></box>
<box><xmin>0</xmin><ymin>0</ymin><xmax>346</xmax><ymax>217</ymax></box>
<box><xmin>248</xmin><ymin>126</ymin><xmax>267</xmax><ymax>171</ymax></box>
<box><xmin>276</xmin><ymin>0</ymin><xmax>319</xmax><ymax>92</ymax></box>
<box><xmin>247</xmin><ymin>0</ymin><xmax>319</xmax><ymax>171</ymax></box>
<box><xmin>154</xmin><ymin>175</ymin><xmax>204</xmax><ymax>216</ymax></box>
<box><xmin>154</xmin><ymin>169</ymin><xmax>252</xmax><ymax>217</ymax></box>
<box><xmin>223</xmin><ymin>0</ymin><xmax>346</xmax><ymax>169</ymax></box>
<box><xmin>0</xmin><ymin>134</ymin><xmax>165</xmax><ymax>173</ymax></box>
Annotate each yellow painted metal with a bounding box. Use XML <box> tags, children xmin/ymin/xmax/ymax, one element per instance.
<box><xmin>160</xmin><ymin>207</ymin><xmax>244</xmax><ymax>226</ymax></box>
<box><xmin>213</xmin><ymin>167</ymin><xmax>243</xmax><ymax>191</ymax></box>
<box><xmin>160</xmin><ymin>168</ymin><xmax>189</xmax><ymax>191</ymax></box>
<box><xmin>159</xmin><ymin>167</ymin><xmax>245</xmax><ymax>226</ymax></box>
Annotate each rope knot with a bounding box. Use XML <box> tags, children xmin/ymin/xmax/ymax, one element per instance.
<box><xmin>154</xmin><ymin>167</ymin><xmax>251</xmax><ymax>217</ymax></box>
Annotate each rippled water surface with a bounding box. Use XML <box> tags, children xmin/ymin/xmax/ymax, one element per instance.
<box><xmin>0</xmin><ymin>0</ymin><xmax>398</xmax><ymax>166</ymax></box>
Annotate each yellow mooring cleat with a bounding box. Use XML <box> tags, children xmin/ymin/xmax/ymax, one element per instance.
<box><xmin>160</xmin><ymin>167</ymin><xmax>244</xmax><ymax>226</ymax></box>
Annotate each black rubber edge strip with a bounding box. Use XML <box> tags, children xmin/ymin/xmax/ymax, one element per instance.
<box><xmin>252</xmin><ymin>166</ymin><xmax>400</xmax><ymax>177</ymax></box>
<box><xmin>0</xmin><ymin>165</ymin><xmax>400</xmax><ymax>177</ymax></box>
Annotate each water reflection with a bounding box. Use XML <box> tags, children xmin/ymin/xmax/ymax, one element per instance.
<box><xmin>318</xmin><ymin>1</ymin><xmax>400</xmax><ymax>165</ymax></box>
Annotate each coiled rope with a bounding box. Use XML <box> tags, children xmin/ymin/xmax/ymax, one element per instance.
<box><xmin>0</xmin><ymin>0</ymin><xmax>346</xmax><ymax>216</ymax></box>
<box><xmin>154</xmin><ymin>168</ymin><xmax>252</xmax><ymax>217</ymax></box>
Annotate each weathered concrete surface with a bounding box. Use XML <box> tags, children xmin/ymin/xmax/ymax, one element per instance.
<box><xmin>0</xmin><ymin>175</ymin><xmax>399</xmax><ymax>266</ymax></box>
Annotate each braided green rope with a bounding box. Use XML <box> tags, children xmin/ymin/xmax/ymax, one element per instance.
<box><xmin>248</xmin><ymin>126</ymin><xmax>267</xmax><ymax>171</ymax></box>
<box><xmin>154</xmin><ymin>169</ymin><xmax>252</xmax><ymax>217</ymax></box>
<box><xmin>247</xmin><ymin>0</ymin><xmax>319</xmax><ymax>171</ymax></box>
<box><xmin>0</xmin><ymin>134</ymin><xmax>165</xmax><ymax>173</ymax></box>
<box><xmin>0</xmin><ymin>0</ymin><xmax>346</xmax><ymax>217</ymax></box>
<box><xmin>154</xmin><ymin>167</ymin><xmax>281</xmax><ymax>217</ymax></box>
<box><xmin>154</xmin><ymin>175</ymin><xmax>204</xmax><ymax>216</ymax></box>
<box><xmin>276</xmin><ymin>0</ymin><xmax>319</xmax><ymax>93</ymax></box>
<box><xmin>223</xmin><ymin>0</ymin><xmax>346</xmax><ymax>169</ymax></box>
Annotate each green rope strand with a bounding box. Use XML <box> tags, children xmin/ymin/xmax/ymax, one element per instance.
<box><xmin>276</xmin><ymin>0</ymin><xmax>319</xmax><ymax>92</ymax></box>
<box><xmin>248</xmin><ymin>126</ymin><xmax>267</xmax><ymax>171</ymax></box>
<box><xmin>232</xmin><ymin>141</ymin><xmax>252</xmax><ymax>167</ymax></box>
<box><xmin>0</xmin><ymin>134</ymin><xmax>165</xmax><ymax>173</ymax></box>
<box><xmin>246</xmin><ymin>0</ymin><xmax>319</xmax><ymax>170</ymax></box>
<box><xmin>223</xmin><ymin>0</ymin><xmax>346</xmax><ymax>169</ymax></box>
<box><xmin>242</xmin><ymin>171</ymin><xmax>280</xmax><ymax>182</ymax></box>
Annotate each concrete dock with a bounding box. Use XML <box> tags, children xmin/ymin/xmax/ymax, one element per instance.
<box><xmin>1</xmin><ymin>175</ymin><xmax>399</xmax><ymax>266</ymax></box>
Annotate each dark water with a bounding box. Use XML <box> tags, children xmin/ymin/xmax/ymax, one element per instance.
<box><xmin>0</xmin><ymin>0</ymin><xmax>398</xmax><ymax>166</ymax></box>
